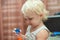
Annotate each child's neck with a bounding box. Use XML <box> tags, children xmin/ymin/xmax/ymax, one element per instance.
<box><xmin>30</xmin><ymin>22</ymin><xmax>45</xmax><ymax>32</ymax></box>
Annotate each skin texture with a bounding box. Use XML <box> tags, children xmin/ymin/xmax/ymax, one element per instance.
<box><xmin>36</xmin><ymin>30</ymin><xmax>49</xmax><ymax>40</ymax></box>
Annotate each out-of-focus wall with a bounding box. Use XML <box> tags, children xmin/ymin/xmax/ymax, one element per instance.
<box><xmin>0</xmin><ymin>0</ymin><xmax>2</xmax><ymax>40</ymax></box>
<box><xmin>0</xmin><ymin>0</ymin><xmax>26</xmax><ymax>40</ymax></box>
<box><xmin>47</xmin><ymin>0</ymin><xmax>60</xmax><ymax>16</ymax></box>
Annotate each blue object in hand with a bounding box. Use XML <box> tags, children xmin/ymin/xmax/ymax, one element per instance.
<box><xmin>13</xmin><ymin>28</ymin><xmax>21</xmax><ymax>34</ymax></box>
<box><xmin>15</xmin><ymin>28</ymin><xmax>20</xmax><ymax>34</ymax></box>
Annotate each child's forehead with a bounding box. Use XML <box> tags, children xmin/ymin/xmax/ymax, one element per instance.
<box><xmin>24</xmin><ymin>15</ymin><xmax>33</xmax><ymax>18</ymax></box>
<box><xmin>24</xmin><ymin>12</ymin><xmax>39</xmax><ymax>19</ymax></box>
<box><xmin>26</xmin><ymin>11</ymin><xmax>37</xmax><ymax>16</ymax></box>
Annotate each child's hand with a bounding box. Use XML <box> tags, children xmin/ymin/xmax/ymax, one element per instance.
<box><xmin>13</xmin><ymin>28</ymin><xmax>27</xmax><ymax>40</ymax></box>
<box><xmin>14</xmin><ymin>33</ymin><xmax>26</xmax><ymax>40</ymax></box>
<box><xmin>17</xmin><ymin>33</ymin><xmax>27</xmax><ymax>40</ymax></box>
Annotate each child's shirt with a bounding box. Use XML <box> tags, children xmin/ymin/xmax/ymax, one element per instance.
<box><xmin>25</xmin><ymin>25</ymin><xmax>50</xmax><ymax>40</ymax></box>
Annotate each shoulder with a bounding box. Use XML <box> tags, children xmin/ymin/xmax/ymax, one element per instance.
<box><xmin>36</xmin><ymin>30</ymin><xmax>49</xmax><ymax>40</ymax></box>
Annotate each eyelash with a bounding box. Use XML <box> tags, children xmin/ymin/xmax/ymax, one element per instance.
<box><xmin>25</xmin><ymin>18</ymin><xmax>27</xmax><ymax>20</ymax></box>
<box><xmin>29</xmin><ymin>18</ymin><xmax>33</xmax><ymax>20</ymax></box>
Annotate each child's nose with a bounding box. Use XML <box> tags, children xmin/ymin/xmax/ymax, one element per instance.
<box><xmin>28</xmin><ymin>20</ymin><xmax>31</xmax><ymax>25</ymax></box>
<box><xmin>26</xmin><ymin>20</ymin><xmax>30</xmax><ymax>24</ymax></box>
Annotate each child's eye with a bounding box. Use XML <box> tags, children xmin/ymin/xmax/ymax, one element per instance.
<box><xmin>29</xmin><ymin>18</ymin><xmax>33</xmax><ymax>20</ymax></box>
<box><xmin>25</xmin><ymin>18</ymin><xmax>27</xmax><ymax>20</ymax></box>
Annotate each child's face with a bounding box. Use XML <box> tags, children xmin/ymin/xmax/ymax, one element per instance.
<box><xmin>24</xmin><ymin>11</ymin><xmax>43</xmax><ymax>27</ymax></box>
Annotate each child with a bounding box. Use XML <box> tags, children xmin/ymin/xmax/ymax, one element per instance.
<box><xmin>20</xmin><ymin>0</ymin><xmax>50</xmax><ymax>40</ymax></box>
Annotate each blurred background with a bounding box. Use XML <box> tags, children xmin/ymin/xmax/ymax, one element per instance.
<box><xmin>0</xmin><ymin>0</ymin><xmax>60</xmax><ymax>40</ymax></box>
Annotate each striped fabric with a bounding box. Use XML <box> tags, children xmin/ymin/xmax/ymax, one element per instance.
<box><xmin>1</xmin><ymin>0</ymin><xmax>25</xmax><ymax>40</ymax></box>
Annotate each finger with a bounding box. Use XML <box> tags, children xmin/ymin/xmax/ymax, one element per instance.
<box><xmin>19</xmin><ymin>34</ymin><xmax>27</xmax><ymax>39</ymax></box>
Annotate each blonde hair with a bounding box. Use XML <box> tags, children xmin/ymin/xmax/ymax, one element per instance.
<box><xmin>21</xmin><ymin>0</ymin><xmax>49</xmax><ymax>21</ymax></box>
